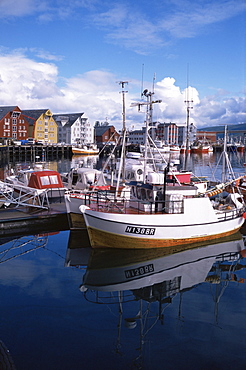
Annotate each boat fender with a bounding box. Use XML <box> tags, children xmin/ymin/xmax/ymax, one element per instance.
<box><xmin>243</xmin><ymin>212</ymin><xmax>246</xmax><ymax>219</ymax></box>
<box><xmin>240</xmin><ymin>249</ymin><xmax>246</xmax><ymax>257</ymax></box>
<box><xmin>79</xmin><ymin>205</ymin><xmax>90</xmax><ymax>214</ymax></box>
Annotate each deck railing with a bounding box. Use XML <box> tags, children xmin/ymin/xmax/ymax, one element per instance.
<box><xmin>82</xmin><ymin>191</ymin><xmax>185</xmax><ymax>214</ymax></box>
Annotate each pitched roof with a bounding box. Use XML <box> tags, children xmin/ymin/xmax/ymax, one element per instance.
<box><xmin>53</xmin><ymin>113</ymin><xmax>84</xmax><ymax>128</ymax></box>
<box><xmin>95</xmin><ymin>125</ymin><xmax>115</xmax><ymax>136</ymax></box>
<box><xmin>0</xmin><ymin>106</ymin><xmax>20</xmax><ymax>120</ymax></box>
<box><xmin>21</xmin><ymin>109</ymin><xmax>50</xmax><ymax>125</ymax></box>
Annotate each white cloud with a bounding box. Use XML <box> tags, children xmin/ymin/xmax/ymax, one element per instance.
<box><xmin>0</xmin><ymin>0</ymin><xmax>98</xmax><ymax>20</ymax></box>
<box><xmin>0</xmin><ymin>0</ymin><xmax>44</xmax><ymax>18</ymax></box>
<box><xmin>30</xmin><ymin>48</ymin><xmax>64</xmax><ymax>61</ymax></box>
<box><xmin>162</xmin><ymin>0</ymin><xmax>246</xmax><ymax>38</ymax></box>
<box><xmin>89</xmin><ymin>1</ymin><xmax>246</xmax><ymax>53</ymax></box>
<box><xmin>0</xmin><ymin>50</ymin><xmax>245</xmax><ymax>130</ymax></box>
<box><xmin>1</xmin><ymin>1</ymin><xmax>245</xmax><ymax>55</ymax></box>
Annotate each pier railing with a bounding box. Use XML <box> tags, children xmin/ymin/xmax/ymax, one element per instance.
<box><xmin>0</xmin><ymin>182</ymin><xmax>51</xmax><ymax>209</ymax></box>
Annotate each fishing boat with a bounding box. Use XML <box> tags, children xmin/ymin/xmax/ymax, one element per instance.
<box><xmin>180</xmin><ymin>143</ymin><xmax>191</xmax><ymax>154</ymax></box>
<box><xmin>80</xmin><ymin>174</ymin><xmax>245</xmax><ymax>249</ymax></box>
<box><xmin>80</xmin><ymin>120</ymin><xmax>246</xmax><ymax>249</ymax></box>
<box><xmin>5</xmin><ymin>164</ymin><xmax>66</xmax><ymax>202</ymax></box>
<box><xmin>190</xmin><ymin>141</ymin><xmax>211</xmax><ymax>153</ymax></box>
<box><xmin>169</xmin><ymin>144</ymin><xmax>180</xmax><ymax>153</ymax></box>
<box><xmin>72</xmin><ymin>143</ymin><xmax>99</xmax><ymax>155</ymax></box>
<box><xmin>235</xmin><ymin>141</ymin><xmax>245</xmax><ymax>153</ymax></box>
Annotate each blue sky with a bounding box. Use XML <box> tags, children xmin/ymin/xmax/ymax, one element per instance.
<box><xmin>0</xmin><ymin>0</ymin><xmax>245</xmax><ymax>131</ymax></box>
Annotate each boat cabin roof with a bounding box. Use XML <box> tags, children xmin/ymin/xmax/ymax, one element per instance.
<box><xmin>28</xmin><ymin>170</ymin><xmax>64</xmax><ymax>189</ymax></box>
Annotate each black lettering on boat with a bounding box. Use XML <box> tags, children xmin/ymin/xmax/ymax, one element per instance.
<box><xmin>125</xmin><ymin>264</ymin><xmax>154</xmax><ymax>278</ymax></box>
<box><xmin>125</xmin><ymin>226</ymin><xmax>156</xmax><ymax>235</ymax></box>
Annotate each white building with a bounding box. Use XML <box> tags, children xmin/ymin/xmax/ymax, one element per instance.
<box><xmin>53</xmin><ymin>113</ymin><xmax>94</xmax><ymax>145</ymax></box>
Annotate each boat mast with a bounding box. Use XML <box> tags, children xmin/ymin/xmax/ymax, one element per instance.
<box><xmin>116</xmin><ymin>81</ymin><xmax>128</xmax><ymax>192</ymax></box>
<box><xmin>138</xmin><ymin>92</ymin><xmax>162</xmax><ymax>182</ymax></box>
<box><xmin>222</xmin><ymin>125</ymin><xmax>227</xmax><ymax>183</ymax></box>
<box><xmin>184</xmin><ymin>68</ymin><xmax>193</xmax><ymax>171</ymax></box>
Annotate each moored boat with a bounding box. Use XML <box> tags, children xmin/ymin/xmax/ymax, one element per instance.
<box><xmin>72</xmin><ymin>144</ymin><xmax>99</xmax><ymax>155</ymax></box>
<box><xmin>180</xmin><ymin>144</ymin><xmax>191</xmax><ymax>154</ymax></box>
<box><xmin>80</xmin><ymin>161</ymin><xmax>246</xmax><ymax>249</ymax></box>
<box><xmin>169</xmin><ymin>144</ymin><xmax>180</xmax><ymax>153</ymax></box>
<box><xmin>190</xmin><ymin>141</ymin><xmax>211</xmax><ymax>153</ymax></box>
<box><xmin>5</xmin><ymin>164</ymin><xmax>66</xmax><ymax>202</ymax></box>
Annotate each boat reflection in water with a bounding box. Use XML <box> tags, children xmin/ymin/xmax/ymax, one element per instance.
<box><xmin>81</xmin><ymin>233</ymin><xmax>246</xmax><ymax>293</ymax></box>
<box><xmin>74</xmin><ymin>233</ymin><xmax>246</xmax><ymax>367</ymax></box>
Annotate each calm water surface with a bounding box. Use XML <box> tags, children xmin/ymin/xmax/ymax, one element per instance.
<box><xmin>1</xmin><ymin>151</ymin><xmax>246</xmax><ymax>370</ymax></box>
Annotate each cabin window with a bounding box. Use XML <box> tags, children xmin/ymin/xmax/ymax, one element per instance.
<box><xmin>137</xmin><ymin>187</ymin><xmax>142</xmax><ymax>199</ymax></box>
<box><xmin>18</xmin><ymin>174</ymin><xmax>25</xmax><ymax>183</ymax></box>
<box><xmin>72</xmin><ymin>173</ymin><xmax>78</xmax><ymax>185</ymax></box>
<box><xmin>40</xmin><ymin>176</ymin><xmax>50</xmax><ymax>185</ymax></box>
<box><xmin>85</xmin><ymin>174</ymin><xmax>96</xmax><ymax>184</ymax></box>
<box><xmin>141</xmin><ymin>188</ymin><xmax>146</xmax><ymax>200</ymax></box>
<box><xmin>49</xmin><ymin>175</ymin><xmax>59</xmax><ymax>185</ymax></box>
<box><xmin>146</xmin><ymin>189</ymin><xmax>153</xmax><ymax>201</ymax></box>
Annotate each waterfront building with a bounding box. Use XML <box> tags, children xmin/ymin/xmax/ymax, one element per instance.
<box><xmin>94</xmin><ymin>123</ymin><xmax>120</xmax><ymax>146</ymax></box>
<box><xmin>22</xmin><ymin>109</ymin><xmax>58</xmax><ymax>144</ymax></box>
<box><xmin>128</xmin><ymin>122</ymin><xmax>195</xmax><ymax>147</ymax></box>
<box><xmin>0</xmin><ymin>106</ymin><xmax>29</xmax><ymax>143</ymax></box>
<box><xmin>53</xmin><ymin>113</ymin><xmax>93</xmax><ymax>145</ymax></box>
<box><xmin>128</xmin><ymin>129</ymin><xmax>145</xmax><ymax>145</ymax></box>
<box><xmin>196</xmin><ymin>131</ymin><xmax>217</xmax><ymax>143</ymax></box>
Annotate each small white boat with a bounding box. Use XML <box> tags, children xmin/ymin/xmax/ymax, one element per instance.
<box><xmin>125</xmin><ymin>152</ymin><xmax>142</xmax><ymax>159</ymax></box>
<box><xmin>72</xmin><ymin>144</ymin><xmax>99</xmax><ymax>155</ymax></box>
<box><xmin>64</xmin><ymin>166</ymin><xmax>114</xmax><ymax>217</ymax></box>
<box><xmin>62</xmin><ymin>166</ymin><xmax>110</xmax><ymax>191</ymax></box>
<box><xmin>140</xmin><ymin>140</ymin><xmax>170</xmax><ymax>154</ymax></box>
<box><xmin>170</xmin><ymin>144</ymin><xmax>180</xmax><ymax>153</ymax></box>
<box><xmin>5</xmin><ymin>164</ymin><xmax>66</xmax><ymax>201</ymax></box>
<box><xmin>191</xmin><ymin>141</ymin><xmax>211</xmax><ymax>153</ymax></box>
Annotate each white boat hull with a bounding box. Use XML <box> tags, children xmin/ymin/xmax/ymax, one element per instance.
<box><xmin>81</xmin><ymin>197</ymin><xmax>245</xmax><ymax>249</ymax></box>
<box><xmin>72</xmin><ymin>147</ymin><xmax>99</xmax><ymax>155</ymax></box>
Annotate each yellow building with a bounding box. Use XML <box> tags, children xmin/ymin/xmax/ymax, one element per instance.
<box><xmin>22</xmin><ymin>109</ymin><xmax>58</xmax><ymax>144</ymax></box>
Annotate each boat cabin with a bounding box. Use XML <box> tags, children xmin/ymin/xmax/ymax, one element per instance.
<box><xmin>65</xmin><ymin>167</ymin><xmax>110</xmax><ymax>191</ymax></box>
<box><xmin>28</xmin><ymin>170</ymin><xmax>64</xmax><ymax>189</ymax></box>
<box><xmin>128</xmin><ymin>181</ymin><xmax>200</xmax><ymax>214</ymax></box>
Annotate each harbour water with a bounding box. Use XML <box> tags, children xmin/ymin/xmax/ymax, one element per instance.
<box><xmin>1</xmin><ymin>151</ymin><xmax>246</xmax><ymax>370</ymax></box>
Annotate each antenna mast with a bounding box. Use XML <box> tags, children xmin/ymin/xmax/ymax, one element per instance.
<box><xmin>184</xmin><ymin>66</ymin><xmax>193</xmax><ymax>170</ymax></box>
<box><xmin>131</xmin><ymin>87</ymin><xmax>162</xmax><ymax>182</ymax></box>
<box><xmin>116</xmin><ymin>81</ymin><xmax>128</xmax><ymax>190</ymax></box>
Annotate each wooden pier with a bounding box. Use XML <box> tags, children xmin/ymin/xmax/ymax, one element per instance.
<box><xmin>0</xmin><ymin>202</ymin><xmax>69</xmax><ymax>237</ymax></box>
<box><xmin>0</xmin><ymin>144</ymin><xmax>73</xmax><ymax>164</ymax></box>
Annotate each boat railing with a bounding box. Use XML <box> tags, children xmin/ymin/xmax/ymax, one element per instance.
<box><xmin>82</xmin><ymin>191</ymin><xmax>184</xmax><ymax>214</ymax></box>
<box><xmin>215</xmin><ymin>207</ymin><xmax>243</xmax><ymax>221</ymax></box>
